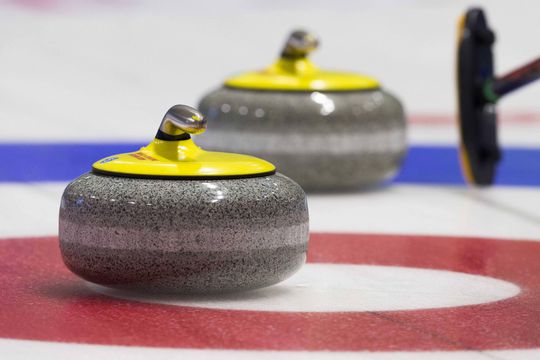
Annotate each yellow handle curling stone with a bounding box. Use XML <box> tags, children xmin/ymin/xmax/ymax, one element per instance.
<box><xmin>59</xmin><ymin>105</ymin><xmax>309</xmax><ymax>294</ymax></box>
<box><xmin>197</xmin><ymin>30</ymin><xmax>407</xmax><ymax>191</ymax></box>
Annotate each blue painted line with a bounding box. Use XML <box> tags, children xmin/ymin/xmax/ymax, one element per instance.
<box><xmin>395</xmin><ymin>146</ymin><xmax>540</xmax><ymax>187</ymax></box>
<box><xmin>0</xmin><ymin>143</ymin><xmax>143</xmax><ymax>183</ymax></box>
<box><xmin>0</xmin><ymin>143</ymin><xmax>538</xmax><ymax>186</ymax></box>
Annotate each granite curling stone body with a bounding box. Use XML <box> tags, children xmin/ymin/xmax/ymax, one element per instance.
<box><xmin>59</xmin><ymin>105</ymin><xmax>309</xmax><ymax>294</ymax></box>
<box><xmin>198</xmin><ymin>30</ymin><xmax>407</xmax><ymax>191</ymax></box>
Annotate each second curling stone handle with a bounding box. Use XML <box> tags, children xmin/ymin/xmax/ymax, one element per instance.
<box><xmin>281</xmin><ymin>30</ymin><xmax>319</xmax><ymax>59</ymax></box>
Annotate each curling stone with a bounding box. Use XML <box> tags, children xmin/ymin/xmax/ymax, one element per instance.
<box><xmin>59</xmin><ymin>105</ymin><xmax>309</xmax><ymax>294</ymax></box>
<box><xmin>198</xmin><ymin>30</ymin><xmax>407</xmax><ymax>191</ymax></box>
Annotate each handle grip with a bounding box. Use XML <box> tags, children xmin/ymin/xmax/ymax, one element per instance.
<box><xmin>281</xmin><ymin>30</ymin><xmax>319</xmax><ymax>59</ymax></box>
<box><xmin>157</xmin><ymin>105</ymin><xmax>206</xmax><ymax>141</ymax></box>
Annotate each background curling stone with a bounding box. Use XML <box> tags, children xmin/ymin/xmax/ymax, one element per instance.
<box><xmin>59</xmin><ymin>105</ymin><xmax>309</xmax><ymax>294</ymax></box>
<box><xmin>198</xmin><ymin>30</ymin><xmax>407</xmax><ymax>191</ymax></box>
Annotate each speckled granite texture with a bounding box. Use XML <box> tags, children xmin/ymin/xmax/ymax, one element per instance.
<box><xmin>198</xmin><ymin>87</ymin><xmax>407</xmax><ymax>191</ymax></box>
<box><xmin>59</xmin><ymin>172</ymin><xmax>309</xmax><ymax>294</ymax></box>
